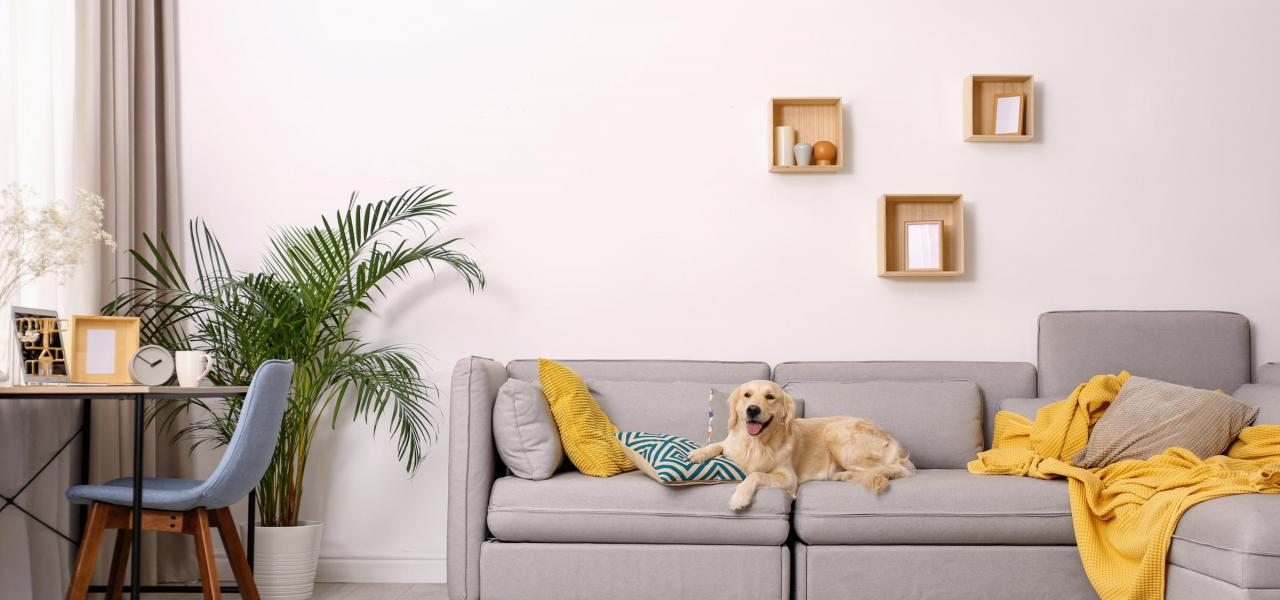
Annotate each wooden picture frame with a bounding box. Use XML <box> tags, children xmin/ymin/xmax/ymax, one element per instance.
<box><xmin>992</xmin><ymin>92</ymin><xmax>1024</xmax><ymax>135</ymax></box>
<box><xmin>904</xmin><ymin>220</ymin><xmax>945</xmax><ymax>271</ymax></box>
<box><xmin>69</xmin><ymin>315</ymin><xmax>141</xmax><ymax>384</ymax></box>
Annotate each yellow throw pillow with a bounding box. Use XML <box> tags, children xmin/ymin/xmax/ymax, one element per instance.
<box><xmin>538</xmin><ymin>358</ymin><xmax>634</xmax><ymax>477</ymax></box>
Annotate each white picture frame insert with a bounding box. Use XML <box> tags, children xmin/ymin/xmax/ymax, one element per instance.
<box><xmin>904</xmin><ymin>220</ymin><xmax>944</xmax><ymax>271</ymax></box>
<box><xmin>993</xmin><ymin>93</ymin><xmax>1024</xmax><ymax>135</ymax></box>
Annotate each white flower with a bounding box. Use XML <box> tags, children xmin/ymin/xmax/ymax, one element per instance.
<box><xmin>0</xmin><ymin>183</ymin><xmax>116</xmax><ymax>304</ymax></box>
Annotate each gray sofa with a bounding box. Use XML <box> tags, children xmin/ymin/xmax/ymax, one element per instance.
<box><xmin>448</xmin><ymin>311</ymin><xmax>1280</xmax><ymax>600</ymax></box>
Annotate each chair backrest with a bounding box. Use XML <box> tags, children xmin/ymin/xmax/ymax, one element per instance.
<box><xmin>198</xmin><ymin>359</ymin><xmax>294</xmax><ymax>509</ymax></box>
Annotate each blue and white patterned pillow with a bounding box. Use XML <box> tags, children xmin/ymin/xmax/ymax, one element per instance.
<box><xmin>616</xmin><ymin>431</ymin><xmax>745</xmax><ymax>486</ymax></box>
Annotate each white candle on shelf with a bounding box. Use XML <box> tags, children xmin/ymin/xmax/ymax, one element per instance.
<box><xmin>775</xmin><ymin>125</ymin><xmax>795</xmax><ymax>166</ymax></box>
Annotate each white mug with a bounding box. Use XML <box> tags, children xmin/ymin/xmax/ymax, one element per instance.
<box><xmin>175</xmin><ymin>350</ymin><xmax>215</xmax><ymax>387</ymax></box>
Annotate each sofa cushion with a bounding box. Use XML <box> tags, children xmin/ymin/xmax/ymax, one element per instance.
<box><xmin>1037</xmin><ymin>310</ymin><xmax>1251</xmax><ymax>399</ymax></box>
<box><xmin>585</xmin><ymin>380</ymin><xmax>740</xmax><ymax>443</ymax></box>
<box><xmin>1000</xmin><ymin>397</ymin><xmax>1053</xmax><ymax>421</ymax></box>
<box><xmin>782</xmin><ymin>381</ymin><xmax>982</xmax><ymax>468</ymax></box>
<box><xmin>792</xmin><ymin>469</ymin><xmax>1074</xmax><ymax>545</ymax></box>
<box><xmin>492</xmin><ymin>379</ymin><xmax>563</xmax><ymax>480</ymax></box>
<box><xmin>773</xmin><ymin>361</ymin><xmax>1037</xmax><ymax>452</ymax></box>
<box><xmin>487</xmin><ymin>471</ymin><xmax>791</xmax><ymax>545</ymax></box>
<box><xmin>1170</xmin><ymin>494</ymin><xmax>1280</xmax><ymax>589</ymax></box>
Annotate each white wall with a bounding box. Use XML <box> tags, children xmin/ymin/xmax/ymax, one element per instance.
<box><xmin>174</xmin><ymin>0</ymin><xmax>1280</xmax><ymax>582</ymax></box>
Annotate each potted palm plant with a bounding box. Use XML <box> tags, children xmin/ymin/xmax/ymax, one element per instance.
<box><xmin>105</xmin><ymin>186</ymin><xmax>483</xmax><ymax>599</ymax></box>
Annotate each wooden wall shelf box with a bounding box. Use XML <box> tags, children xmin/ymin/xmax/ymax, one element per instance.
<box><xmin>770</xmin><ymin>97</ymin><xmax>843</xmax><ymax>172</ymax></box>
<box><xmin>964</xmin><ymin>75</ymin><xmax>1034</xmax><ymax>142</ymax></box>
<box><xmin>878</xmin><ymin>194</ymin><xmax>965</xmax><ymax>277</ymax></box>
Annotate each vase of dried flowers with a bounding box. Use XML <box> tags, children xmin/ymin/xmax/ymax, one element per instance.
<box><xmin>0</xmin><ymin>183</ymin><xmax>115</xmax><ymax>382</ymax></box>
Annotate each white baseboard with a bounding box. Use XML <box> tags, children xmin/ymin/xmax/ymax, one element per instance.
<box><xmin>215</xmin><ymin>553</ymin><xmax>446</xmax><ymax>584</ymax></box>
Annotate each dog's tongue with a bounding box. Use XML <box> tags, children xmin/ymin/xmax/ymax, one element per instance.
<box><xmin>747</xmin><ymin>421</ymin><xmax>764</xmax><ymax>436</ymax></box>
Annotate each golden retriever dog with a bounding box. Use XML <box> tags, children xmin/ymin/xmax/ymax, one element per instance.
<box><xmin>688</xmin><ymin>380</ymin><xmax>914</xmax><ymax>511</ymax></box>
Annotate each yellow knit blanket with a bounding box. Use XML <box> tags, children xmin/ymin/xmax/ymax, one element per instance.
<box><xmin>968</xmin><ymin>372</ymin><xmax>1280</xmax><ymax>600</ymax></box>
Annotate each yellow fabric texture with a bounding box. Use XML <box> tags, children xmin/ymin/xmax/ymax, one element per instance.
<box><xmin>969</xmin><ymin>372</ymin><xmax>1280</xmax><ymax>600</ymax></box>
<box><xmin>537</xmin><ymin>358</ymin><xmax>634</xmax><ymax>477</ymax></box>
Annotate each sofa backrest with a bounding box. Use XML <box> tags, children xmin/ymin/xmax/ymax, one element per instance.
<box><xmin>507</xmin><ymin>359</ymin><xmax>769</xmax><ymax>384</ymax></box>
<box><xmin>773</xmin><ymin>361</ymin><xmax>1037</xmax><ymax>450</ymax></box>
<box><xmin>1037</xmin><ymin>311</ymin><xmax>1251</xmax><ymax>399</ymax></box>
<box><xmin>506</xmin><ymin>359</ymin><xmax>772</xmax><ymax>442</ymax></box>
<box><xmin>781</xmin><ymin>380</ymin><xmax>982</xmax><ymax>468</ymax></box>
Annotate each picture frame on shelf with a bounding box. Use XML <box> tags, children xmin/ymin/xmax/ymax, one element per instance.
<box><xmin>993</xmin><ymin>92</ymin><xmax>1024</xmax><ymax>135</ymax></box>
<box><xmin>12</xmin><ymin>306</ymin><xmax>69</xmax><ymax>384</ymax></box>
<box><xmin>904</xmin><ymin>220</ymin><xmax>944</xmax><ymax>271</ymax></box>
<box><xmin>68</xmin><ymin>315</ymin><xmax>141</xmax><ymax>384</ymax></box>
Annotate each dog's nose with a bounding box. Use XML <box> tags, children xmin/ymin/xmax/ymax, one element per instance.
<box><xmin>746</xmin><ymin>405</ymin><xmax>761</xmax><ymax>419</ymax></box>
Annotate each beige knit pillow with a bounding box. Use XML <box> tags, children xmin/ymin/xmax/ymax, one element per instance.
<box><xmin>1072</xmin><ymin>376</ymin><xmax>1259</xmax><ymax>469</ymax></box>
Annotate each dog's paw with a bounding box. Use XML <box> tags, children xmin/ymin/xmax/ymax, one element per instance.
<box><xmin>866</xmin><ymin>474</ymin><xmax>889</xmax><ymax>494</ymax></box>
<box><xmin>729</xmin><ymin>489</ymin><xmax>754</xmax><ymax>511</ymax></box>
<box><xmin>686</xmin><ymin>448</ymin><xmax>713</xmax><ymax>464</ymax></box>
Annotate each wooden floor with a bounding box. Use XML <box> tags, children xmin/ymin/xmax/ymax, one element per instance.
<box><xmin>90</xmin><ymin>583</ymin><xmax>448</xmax><ymax>599</ymax></box>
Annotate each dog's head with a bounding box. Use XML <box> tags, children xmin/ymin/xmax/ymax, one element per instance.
<box><xmin>728</xmin><ymin>380</ymin><xmax>796</xmax><ymax>438</ymax></box>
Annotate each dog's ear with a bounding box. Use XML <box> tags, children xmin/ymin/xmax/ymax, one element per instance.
<box><xmin>781</xmin><ymin>390</ymin><xmax>797</xmax><ymax>431</ymax></box>
<box><xmin>727</xmin><ymin>387</ymin><xmax>742</xmax><ymax>431</ymax></box>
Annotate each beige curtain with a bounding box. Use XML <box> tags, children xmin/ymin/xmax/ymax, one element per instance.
<box><xmin>75</xmin><ymin>0</ymin><xmax>195</xmax><ymax>586</ymax></box>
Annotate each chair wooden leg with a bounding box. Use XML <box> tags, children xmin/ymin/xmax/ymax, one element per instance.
<box><xmin>211</xmin><ymin>507</ymin><xmax>260</xmax><ymax>600</ymax></box>
<box><xmin>67</xmin><ymin>502</ymin><xmax>109</xmax><ymax>600</ymax></box>
<box><xmin>104</xmin><ymin>528</ymin><xmax>133</xmax><ymax>600</ymax></box>
<box><xmin>187</xmin><ymin>508</ymin><xmax>222</xmax><ymax>600</ymax></box>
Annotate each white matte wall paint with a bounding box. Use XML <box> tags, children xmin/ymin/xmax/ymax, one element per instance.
<box><xmin>174</xmin><ymin>0</ymin><xmax>1280</xmax><ymax>582</ymax></box>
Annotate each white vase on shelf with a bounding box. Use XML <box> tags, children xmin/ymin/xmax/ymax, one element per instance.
<box><xmin>794</xmin><ymin>143</ymin><xmax>813</xmax><ymax>166</ymax></box>
<box><xmin>774</xmin><ymin>125</ymin><xmax>795</xmax><ymax>166</ymax></box>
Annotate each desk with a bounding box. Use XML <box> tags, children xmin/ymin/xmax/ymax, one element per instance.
<box><xmin>0</xmin><ymin>385</ymin><xmax>249</xmax><ymax>600</ymax></box>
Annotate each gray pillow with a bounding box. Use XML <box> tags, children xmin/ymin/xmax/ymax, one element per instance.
<box><xmin>492</xmin><ymin>379</ymin><xmax>563</xmax><ymax>480</ymax></box>
<box><xmin>782</xmin><ymin>380</ymin><xmax>983</xmax><ymax>469</ymax></box>
<box><xmin>1072</xmin><ymin>376</ymin><xmax>1259</xmax><ymax>469</ymax></box>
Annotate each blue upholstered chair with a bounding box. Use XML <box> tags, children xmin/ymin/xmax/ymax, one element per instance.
<box><xmin>66</xmin><ymin>359</ymin><xmax>293</xmax><ymax>600</ymax></box>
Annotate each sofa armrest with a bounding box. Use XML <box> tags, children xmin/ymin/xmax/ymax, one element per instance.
<box><xmin>448</xmin><ymin>356</ymin><xmax>508</xmax><ymax>600</ymax></box>
<box><xmin>1257</xmin><ymin>363</ymin><xmax>1280</xmax><ymax>385</ymax></box>
<box><xmin>1232</xmin><ymin>383</ymin><xmax>1280</xmax><ymax>425</ymax></box>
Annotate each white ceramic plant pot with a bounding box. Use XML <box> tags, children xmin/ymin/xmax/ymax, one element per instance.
<box><xmin>241</xmin><ymin>520</ymin><xmax>324</xmax><ymax>600</ymax></box>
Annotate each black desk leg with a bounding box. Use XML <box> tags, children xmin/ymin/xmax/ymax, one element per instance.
<box><xmin>130</xmin><ymin>394</ymin><xmax>144</xmax><ymax>600</ymax></box>
<box><xmin>79</xmin><ymin>398</ymin><xmax>90</xmax><ymax>537</ymax></box>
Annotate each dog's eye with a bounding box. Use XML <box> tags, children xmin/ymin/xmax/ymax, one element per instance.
<box><xmin>766</xmin><ymin>394</ymin><xmax>775</xmax><ymax>400</ymax></box>
<box><xmin>744</xmin><ymin>392</ymin><xmax>752</xmax><ymax>398</ymax></box>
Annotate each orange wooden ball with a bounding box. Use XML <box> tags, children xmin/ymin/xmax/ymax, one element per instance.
<box><xmin>812</xmin><ymin>140</ymin><xmax>837</xmax><ymax>166</ymax></box>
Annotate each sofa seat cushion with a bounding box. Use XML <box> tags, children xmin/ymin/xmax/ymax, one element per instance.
<box><xmin>793</xmin><ymin>469</ymin><xmax>1074</xmax><ymax>545</ymax></box>
<box><xmin>1169</xmin><ymin>494</ymin><xmax>1280</xmax><ymax>589</ymax></box>
<box><xmin>487</xmin><ymin>471</ymin><xmax>791</xmax><ymax>545</ymax></box>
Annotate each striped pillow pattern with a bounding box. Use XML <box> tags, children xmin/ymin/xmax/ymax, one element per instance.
<box><xmin>617</xmin><ymin>431</ymin><xmax>746</xmax><ymax>485</ymax></box>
